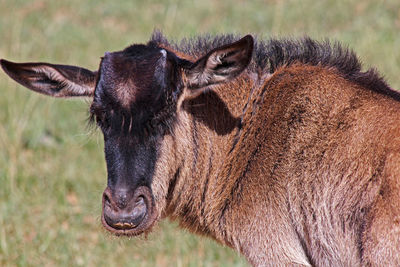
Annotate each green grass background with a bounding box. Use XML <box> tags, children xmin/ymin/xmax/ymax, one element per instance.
<box><xmin>0</xmin><ymin>0</ymin><xmax>399</xmax><ymax>266</ymax></box>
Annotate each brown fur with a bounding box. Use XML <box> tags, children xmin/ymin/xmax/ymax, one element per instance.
<box><xmin>2</xmin><ymin>34</ymin><xmax>400</xmax><ymax>266</ymax></box>
<box><xmin>150</xmin><ymin>61</ymin><xmax>400</xmax><ymax>266</ymax></box>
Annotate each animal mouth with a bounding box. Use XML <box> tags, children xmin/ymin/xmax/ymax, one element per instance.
<box><xmin>101</xmin><ymin>186</ymin><xmax>157</xmax><ymax>236</ymax></box>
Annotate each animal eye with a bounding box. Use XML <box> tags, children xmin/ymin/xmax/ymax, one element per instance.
<box><xmin>99</xmin><ymin>116</ymin><xmax>110</xmax><ymax>129</ymax></box>
<box><xmin>95</xmin><ymin>114</ymin><xmax>103</xmax><ymax>125</ymax></box>
<box><xmin>92</xmin><ymin>111</ymin><xmax>107</xmax><ymax>129</ymax></box>
<box><xmin>90</xmin><ymin>104</ymin><xmax>108</xmax><ymax>129</ymax></box>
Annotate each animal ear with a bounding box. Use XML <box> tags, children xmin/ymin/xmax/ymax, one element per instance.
<box><xmin>0</xmin><ymin>59</ymin><xmax>97</xmax><ymax>97</ymax></box>
<box><xmin>184</xmin><ymin>35</ymin><xmax>254</xmax><ymax>90</ymax></box>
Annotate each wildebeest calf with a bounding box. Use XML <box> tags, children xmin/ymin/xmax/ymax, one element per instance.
<box><xmin>1</xmin><ymin>31</ymin><xmax>400</xmax><ymax>266</ymax></box>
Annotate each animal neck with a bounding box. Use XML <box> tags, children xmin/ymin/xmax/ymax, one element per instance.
<box><xmin>167</xmin><ymin>75</ymin><xmax>258</xmax><ymax>246</ymax></box>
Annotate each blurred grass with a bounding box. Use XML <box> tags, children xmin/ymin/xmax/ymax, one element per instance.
<box><xmin>0</xmin><ymin>0</ymin><xmax>399</xmax><ymax>266</ymax></box>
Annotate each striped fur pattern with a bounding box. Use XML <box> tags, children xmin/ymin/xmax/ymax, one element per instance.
<box><xmin>1</xmin><ymin>32</ymin><xmax>400</xmax><ymax>266</ymax></box>
<box><xmin>149</xmin><ymin>32</ymin><xmax>400</xmax><ymax>266</ymax></box>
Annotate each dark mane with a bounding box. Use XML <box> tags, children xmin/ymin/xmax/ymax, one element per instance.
<box><xmin>150</xmin><ymin>31</ymin><xmax>400</xmax><ymax>101</ymax></box>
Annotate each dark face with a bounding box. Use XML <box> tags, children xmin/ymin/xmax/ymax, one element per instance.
<box><xmin>90</xmin><ymin>45</ymin><xmax>184</xmax><ymax>235</ymax></box>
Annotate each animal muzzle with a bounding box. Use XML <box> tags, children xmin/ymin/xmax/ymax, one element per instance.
<box><xmin>101</xmin><ymin>186</ymin><xmax>157</xmax><ymax>236</ymax></box>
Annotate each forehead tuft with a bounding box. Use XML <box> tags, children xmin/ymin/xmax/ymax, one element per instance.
<box><xmin>97</xmin><ymin>45</ymin><xmax>169</xmax><ymax>109</ymax></box>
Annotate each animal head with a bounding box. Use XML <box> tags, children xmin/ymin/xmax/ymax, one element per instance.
<box><xmin>0</xmin><ymin>35</ymin><xmax>254</xmax><ymax>236</ymax></box>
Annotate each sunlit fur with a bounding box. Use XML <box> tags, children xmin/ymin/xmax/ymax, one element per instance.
<box><xmin>146</xmin><ymin>32</ymin><xmax>400</xmax><ymax>266</ymax></box>
<box><xmin>2</xmin><ymin>31</ymin><xmax>400</xmax><ymax>266</ymax></box>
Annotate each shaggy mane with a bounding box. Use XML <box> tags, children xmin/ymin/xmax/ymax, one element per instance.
<box><xmin>150</xmin><ymin>31</ymin><xmax>400</xmax><ymax>101</ymax></box>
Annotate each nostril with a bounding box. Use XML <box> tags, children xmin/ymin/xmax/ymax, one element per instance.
<box><xmin>104</xmin><ymin>193</ymin><xmax>111</xmax><ymax>206</ymax></box>
<box><xmin>131</xmin><ymin>197</ymin><xmax>146</xmax><ymax>221</ymax></box>
<box><xmin>134</xmin><ymin>197</ymin><xmax>146</xmax><ymax>211</ymax></box>
<box><xmin>103</xmin><ymin>188</ymin><xmax>113</xmax><ymax>208</ymax></box>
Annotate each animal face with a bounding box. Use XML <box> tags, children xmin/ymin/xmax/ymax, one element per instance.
<box><xmin>0</xmin><ymin>35</ymin><xmax>254</xmax><ymax>236</ymax></box>
<box><xmin>91</xmin><ymin>45</ymin><xmax>186</xmax><ymax>235</ymax></box>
